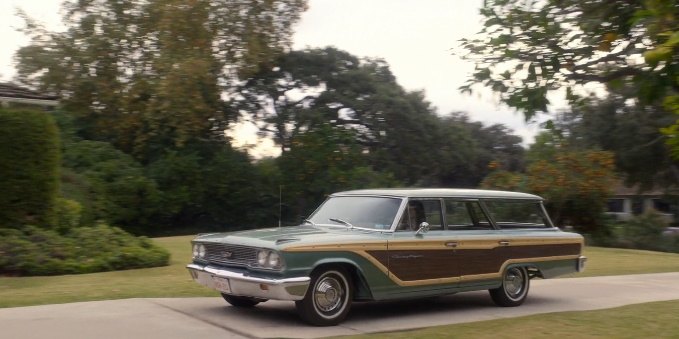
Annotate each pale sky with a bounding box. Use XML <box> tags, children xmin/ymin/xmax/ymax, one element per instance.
<box><xmin>0</xmin><ymin>0</ymin><xmax>545</xmax><ymax>157</ymax></box>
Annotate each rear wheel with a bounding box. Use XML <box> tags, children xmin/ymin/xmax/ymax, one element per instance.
<box><xmin>295</xmin><ymin>267</ymin><xmax>353</xmax><ymax>326</ymax></box>
<box><xmin>221</xmin><ymin>294</ymin><xmax>266</xmax><ymax>307</ymax></box>
<box><xmin>489</xmin><ymin>266</ymin><xmax>530</xmax><ymax>307</ymax></box>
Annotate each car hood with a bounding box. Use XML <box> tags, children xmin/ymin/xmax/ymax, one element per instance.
<box><xmin>193</xmin><ymin>225</ymin><xmax>387</xmax><ymax>249</ymax></box>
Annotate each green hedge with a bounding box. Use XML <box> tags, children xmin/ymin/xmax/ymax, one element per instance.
<box><xmin>590</xmin><ymin>212</ymin><xmax>679</xmax><ymax>254</ymax></box>
<box><xmin>0</xmin><ymin>225</ymin><xmax>170</xmax><ymax>276</ymax></box>
<box><xmin>0</xmin><ymin>108</ymin><xmax>60</xmax><ymax>228</ymax></box>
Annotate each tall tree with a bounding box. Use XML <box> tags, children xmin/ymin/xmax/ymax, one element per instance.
<box><xmin>16</xmin><ymin>0</ymin><xmax>307</xmax><ymax>161</ymax></box>
<box><xmin>435</xmin><ymin>113</ymin><xmax>525</xmax><ymax>187</ymax></box>
<box><xmin>483</xmin><ymin>134</ymin><xmax>616</xmax><ymax>234</ymax></box>
<box><xmin>545</xmin><ymin>96</ymin><xmax>679</xmax><ymax>189</ymax></box>
<box><xmin>237</xmin><ymin>47</ymin><xmax>525</xmax><ymax>187</ymax></box>
<box><xmin>461</xmin><ymin>0</ymin><xmax>679</xmax><ymax>184</ymax></box>
<box><xmin>277</xmin><ymin>124</ymin><xmax>398</xmax><ymax>221</ymax></box>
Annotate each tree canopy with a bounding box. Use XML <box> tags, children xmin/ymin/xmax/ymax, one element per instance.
<box><xmin>12</xmin><ymin>3</ymin><xmax>530</xmax><ymax>234</ymax></box>
<box><xmin>460</xmin><ymin>0</ymin><xmax>673</xmax><ymax>119</ymax></box>
<box><xmin>16</xmin><ymin>0</ymin><xmax>307</xmax><ymax>161</ymax></box>
<box><xmin>462</xmin><ymin>0</ymin><xmax>679</xmax><ymax>182</ymax></box>
<box><xmin>542</xmin><ymin>96</ymin><xmax>679</xmax><ymax>189</ymax></box>
<box><xmin>236</xmin><ymin>47</ymin><xmax>525</xmax><ymax>188</ymax></box>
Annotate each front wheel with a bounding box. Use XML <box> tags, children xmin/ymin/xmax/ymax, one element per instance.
<box><xmin>295</xmin><ymin>267</ymin><xmax>353</xmax><ymax>326</ymax></box>
<box><xmin>489</xmin><ymin>266</ymin><xmax>530</xmax><ymax>307</ymax></box>
<box><xmin>221</xmin><ymin>294</ymin><xmax>265</xmax><ymax>307</ymax></box>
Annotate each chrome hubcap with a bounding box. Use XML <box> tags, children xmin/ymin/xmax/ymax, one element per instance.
<box><xmin>504</xmin><ymin>267</ymin><xmax>525</xmax><ymax>298</ymax></box>
<box><xmin>314</xmin><ymin>275</ymin><xmax>344</xmax><ymax>313</ymax></box>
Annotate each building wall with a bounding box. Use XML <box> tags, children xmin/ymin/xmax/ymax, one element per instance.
<box><xmin>606</xmin><ymin>197</ymin><xmax>675</xmax><ymax>224</ymax></box>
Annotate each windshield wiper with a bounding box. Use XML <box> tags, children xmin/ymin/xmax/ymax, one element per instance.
<box><xmin>303</xmin><ymin>219</ymin><xmax>316</xmax><ymax>226</ymax></box>
<box><xmin>329</xmin><ymin>218</ymin><xmax>354</xmax><ymax>229</ymax></box>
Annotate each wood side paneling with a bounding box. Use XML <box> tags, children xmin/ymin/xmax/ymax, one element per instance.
<box><xmin>458</xmin><ymin>243</ymin><xmax>581</xmax><ymax>276</ymax></box>
<box><xmin>367</xmin><ymin>243</ymin><xmax>580</xmax><ymax>282</ymax></box>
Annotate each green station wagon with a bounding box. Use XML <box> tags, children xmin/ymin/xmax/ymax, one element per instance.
<box><xmin>187</xmin><ymin>188</ymin><xmax>586</xmax><ymax>326</ymax></box>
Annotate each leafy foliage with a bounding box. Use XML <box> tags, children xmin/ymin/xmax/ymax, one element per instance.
<box><xmin>0</xmin><ymin>225</ymin><xmax>169</xmax><ymax>276</ymax></box>
<box><xmin>480</xmin><ymin>170</ymin><xmax>526</xmax><ymax>192</ymax></box>
<box><xmin>145</xmin><ymin>142</ymin><xmax>273</xmax><ymax>232</ymax></box>
<box><xmin>237</xmin><ymin>47</ymin><xmax>525</xmax><ymax>188</ymax></box>
<box><xmin>15</xmin><ymin>0</ymin><xmax>307</xmax><ymax>161</ymax></box>
<box><xmin>527</xmin><ymin>149</ymin><xmax>616</xmax><ymax>233</ymax></box>
<box><xmin>62</xmin><ymin>140</ymin><xmax>161</xmax><ymax>234</ymax></box>
<box><xmin>541</xmin><ymin>98</ymin><xmax>679</xmax><ymax>190</ymax></box>
<box><xmin>461</xmin><ymin>0</ymin><xmax>679</xmax><ymax>165</ymax></box>
<box><xmin>483</xmin><ymin>132</ymin><xmax>616</xmax><ymax>234</ymax></box>
<box><xmin>277</xmin><ymin>124</ymin><xmax>399</xmax><ymax>221</ymax></box>
<box><xmin>460</xmin><ymin>0</ymin><xmax>652</xmax><ymax>119</ymax></box>
<box><xmin>597</xmin><ymin>211</ymin><xmax>679</xmax><ymax>253</ymax></box>
<box><xmin>0</xmin><ymin>108</ymin><xmax>60</xmax><ymax>228</ymax></box>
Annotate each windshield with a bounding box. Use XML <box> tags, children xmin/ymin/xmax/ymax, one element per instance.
<box><xmin>308</xmin><ymin>196</ymin><xmax>402</xmax><ymax>230</ymax></box>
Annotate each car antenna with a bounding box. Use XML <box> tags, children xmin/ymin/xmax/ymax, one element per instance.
<box><xmin>278</xmin><ymin>185</ymin><xmax>282</xmax><ymax>228</ymax></box>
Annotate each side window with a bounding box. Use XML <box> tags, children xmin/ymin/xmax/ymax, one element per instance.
<box><xmin>398</xmin><ymin>199</ymin><xmax>443</xmax><ymax>231</ymax></box>
<box><xmin>445</xmin><ymin>200</ymin><xmax>492</xmax><ymax>230</ymax></box>
<box><xmin>422</xmin><ymin>200</ymin><xmax>443</xmax><ymax>230</ymax></box>
<box><xmin>445</xmin><ymin>200</ymin><xmax>473</xmax><ymax>228</ymax></box>
<box><xmin>468</xmin><ymin>202</ymin><xmax>493</xmax><ymax>229</ymax></box>
<box><xmin>483</xmin><ymin>200</ymin><xmax>550</xmax><ymax>229</ymax></box>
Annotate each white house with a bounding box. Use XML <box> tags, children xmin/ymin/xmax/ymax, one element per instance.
<box><xmin>606</xmin><ymin>184</ymin><xmax>677</xmax><ymax>224</ymax></box>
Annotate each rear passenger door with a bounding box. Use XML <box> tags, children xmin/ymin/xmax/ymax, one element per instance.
<box><xmin>444</xmin><ymin>199</ymin><xmax>504</xmax><ymax>281</ymax></box>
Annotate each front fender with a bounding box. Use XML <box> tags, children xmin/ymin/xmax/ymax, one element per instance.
<box><xmin>282</xmin><ymin>250</ymin><xmax>395</xmax><ymax>300</ymax></box>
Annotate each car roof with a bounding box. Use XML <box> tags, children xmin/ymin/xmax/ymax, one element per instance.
<box><xmin>332</xmin><ymin>188</ymin><xmax>543</xmax><ymax>200</ymax></box>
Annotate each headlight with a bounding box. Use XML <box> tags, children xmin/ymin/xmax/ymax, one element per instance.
<box><xmin>257</xmin><ymin>250</ymin><xmax>269</xmax><ymax>266</ymax></box>
<box><xmin>193</xmin><ymin>243</ymin><xmax>206</xmax><ymax>259</ymax></box>
<box><xmin>268</xmin><ymin>252</ymin><xmax>280</xmax><ymax>268</ymax></box>
<box><xmin>255</xmin><ymin>249</ymin><xmax>283</xmax><ymax>269</ymax></box>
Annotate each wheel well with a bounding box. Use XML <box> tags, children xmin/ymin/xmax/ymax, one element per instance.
<box><xmin>311</xmin><ymin>263</ymin><xmax>373</xmax><ymax>301</ymax></box>
<box><xmin>525</xmin><ymin>265</ymin><xmax>543</xmax><ymax>279</ymax></box>
<box><xmin>506</xmin><ymin>264</ymin><xmax>542</xmax><ymax>279</ymax></box>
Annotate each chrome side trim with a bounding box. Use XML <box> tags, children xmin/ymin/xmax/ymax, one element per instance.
<box><xmin>186</xmin><ymin>264</ymin><xmax>310</xmax><ymax>301</ymax></box>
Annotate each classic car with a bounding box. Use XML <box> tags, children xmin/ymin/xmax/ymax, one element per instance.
<box><xmin>187</xmin><ymin>188</ymin><xmax>586</xmax><ymax>326</ymax></box>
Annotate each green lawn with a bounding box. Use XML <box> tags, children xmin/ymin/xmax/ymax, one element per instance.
<box><xmin>572</xmin><ymin>246</ymin><xmax>679</xmax><ymax>277</ymax></box>
<box><xmin>1</xmin><ymin>237</ymin><xmax>679</xmax><ymax>308</ymax></box>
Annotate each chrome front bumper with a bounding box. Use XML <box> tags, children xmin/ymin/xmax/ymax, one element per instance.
<box><xmin>187</xmin><ymin>264</ymin><xmax>310</xmax><ymax>301</ymax></box>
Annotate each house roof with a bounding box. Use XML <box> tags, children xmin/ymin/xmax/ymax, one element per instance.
<box><xmin>0</xmin><ymin>83</ymin><xmax>59</xmax><ymax>105</ymax></box>
<box><xmin>612</xmin><ymin>182</ymin><xmax>677</xmax><ymax>197</ymax></box>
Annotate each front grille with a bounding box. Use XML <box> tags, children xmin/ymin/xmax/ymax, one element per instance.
<box><xmin>202</xmin><ymin>243</ymin><xmax>257</xmax><ymax>267</ymax></box>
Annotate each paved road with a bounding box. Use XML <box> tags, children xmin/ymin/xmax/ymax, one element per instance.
<box><xmin>3</xmin><ymin>272</ymin><xmax>679</xmax><ymax>339</ymax></box>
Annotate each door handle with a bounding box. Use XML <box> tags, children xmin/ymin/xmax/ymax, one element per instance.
<box><xmin>445</xmin><ymin>241</ymin><xmax>458</xmax><ymax>248</ymax></box>
<box><xmin>498</xmin><ymin>240</ymin><xmax>510</xmax><ymax>246</ymax></box>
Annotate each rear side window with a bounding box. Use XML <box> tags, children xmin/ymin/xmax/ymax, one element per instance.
<box><xmin>445</xmin><ymin>200</ymin><xmax>492</xmax><ymax>230</ymax></box>
<box><xmin>483</xmin><ymin>200</ymin><xmax>552</xmax><ymax>229</ymax></box>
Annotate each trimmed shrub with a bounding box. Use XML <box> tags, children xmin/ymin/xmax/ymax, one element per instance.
<box><xmin>0</xmin><ymin>225</ymin><xmax>170</xmax><ymax>276</ymax></box>
<box><xmin>0</xmin><ymin>108</ymin><xmax>61</xmax><ymax>228</ymax></box>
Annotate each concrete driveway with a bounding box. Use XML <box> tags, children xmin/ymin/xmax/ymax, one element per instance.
<box><xmin>3</xmin><ymin>272</ymin><xmax>679</xmax><ymax>339</ymax></box>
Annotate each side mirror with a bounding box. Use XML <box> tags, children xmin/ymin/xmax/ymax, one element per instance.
<box><xmin>415</xmin><ymin>222</ymin><xmax>430</xmax><ymax>235</ymax></box>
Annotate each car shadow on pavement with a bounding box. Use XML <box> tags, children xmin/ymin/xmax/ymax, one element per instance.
<box><xmin>193</xmin><ymin>289</ymin><xmax>563</xmax><ymax>330</ymax></box>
